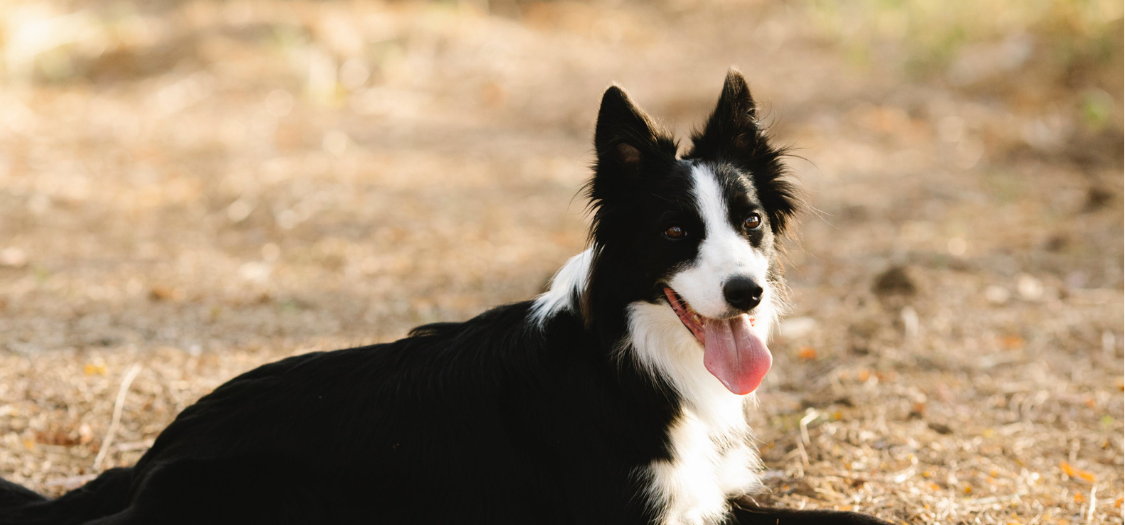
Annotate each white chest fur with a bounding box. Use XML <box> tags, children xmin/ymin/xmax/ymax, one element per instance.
<box><xmin>643</xmin><ymin>408</ymin><xmax>762</xmax><ymax>525</ymax></box>
<box><xmin>623</xmin><ymin>301</ymin><xmax>768</xmax><ymax>525</ymax></box>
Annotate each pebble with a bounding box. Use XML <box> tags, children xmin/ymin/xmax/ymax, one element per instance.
<box><xmin>779</xmin><ymin>316</ymin><xmax>818</xmax><ymax>339</ymax></box>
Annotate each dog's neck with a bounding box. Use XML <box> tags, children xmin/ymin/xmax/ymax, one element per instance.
<box><xmin>531</xmin><ymin>248</ymin><xmax>771</xmax><ymax>423</ymax></box>
<box><xmin>532</xmin><ymin>249</ymin><xmax>767</xmax><ymax>524</ymax></box>
<box><xmin>622</xmin><ymin>300</ymin><xmax>755</xmax><ymax>431</ymax></box>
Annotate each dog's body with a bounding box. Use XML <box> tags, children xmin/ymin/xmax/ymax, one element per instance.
<box><xmin>0</xmin><ymin>72</ymin><xmax>890</xmax><ymax>525</ymax></box>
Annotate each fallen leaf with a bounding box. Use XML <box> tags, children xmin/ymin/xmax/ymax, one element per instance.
<box><xmin>1000</xmin><ymin>335</ymin><xmax>1025</xmax><ymax>350</ymax></box>
<box><xmin>910</xmin><ymin>401</ymin><xmax>926</xmax><ymax>416</ymax></box>
<box><xmin>1060</xmin><ymin>461</ymin><xmax>1096</xmax><ymax>483</ymax></box>
<box><xmin>928</xmin><ymin>422</ymin><xmax>953</xmax><ymax>435</ymax></box>
<box><xmin>798</xmin><ymin>347</ymin><xmax>817</xmax><ymax>360</ymax></box>
<box><xmin>149</xmin><ymin>285</ymin><xmax>176</xmax><ymax>301</ymax></box>
<box><xmin>84</xmin><ymin>363</ymin><xmax>108</xmax><ymax>376</ymax></box>
<box><xmin>35</xmin><ymin>430</ymin><xmax>83</xmax><ymax>447</ymax></box>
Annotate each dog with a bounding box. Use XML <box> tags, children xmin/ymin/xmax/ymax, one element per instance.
<box><xmin>0</xmin><ymin>70</ymin><xmax>891</xmax><ymax>525</ymax></box>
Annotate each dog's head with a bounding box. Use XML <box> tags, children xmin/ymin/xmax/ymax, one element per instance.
<box><xmin>584</xmin><ymin>70</ymin><xmax>800</xmax><ymax>397</ymax></box>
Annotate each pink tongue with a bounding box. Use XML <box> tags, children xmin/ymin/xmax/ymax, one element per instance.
<box><xmin>702</xmin><ymin>315</ymin><xmax>772</xmax><ymax>395</ymax></box>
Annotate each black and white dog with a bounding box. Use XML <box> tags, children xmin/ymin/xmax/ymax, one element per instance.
<box><xmin>0</xmin><ymin>71</ymin><xmax>890</xmax><ymax>525</ymax></box>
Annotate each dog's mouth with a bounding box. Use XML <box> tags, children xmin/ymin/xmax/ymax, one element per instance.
<box><xmin>662</xmin><ymin>287</ymin><xmax>773</xmax><ymax>395</ymax></box>
<box><xmin>664</xmin><ymin>288</ymin><xmax>711</xmax><ymax>342</ymax></box>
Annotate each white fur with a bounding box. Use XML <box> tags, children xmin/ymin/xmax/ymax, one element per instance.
<box><xmin>643</xmin><ymin>412</ymin><xmax>763</xmax><ymax>525</ymax></box>
<box><xmin>529</xmin><ymin>248</ymin><xmax>593</xmax><ymax>328</ymax></box>
<box><xmin>624</xmin><ymin>302</ymin><xmax>753</xmax><ymax>428</ymax></box>
<box><xmin>668</xmin><ymin>164</ymin><xmax>772</xmax><ymax>326</ymax></box>
<box><xmin>626</xmin><ymin>301</ymin><xmax>764</xmax><ymax>525</ymax></box>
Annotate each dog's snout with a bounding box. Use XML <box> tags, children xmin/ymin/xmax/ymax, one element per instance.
<box><xmin>722</xmin><ymin>277</ymin><xmax>763</xmax><ymax>312</ymax></box>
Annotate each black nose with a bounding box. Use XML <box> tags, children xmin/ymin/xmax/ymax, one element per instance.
<box><xmin>723</xmin><ymin>277</ymin><xmax>763</xmax><ymax>311</ymax></box>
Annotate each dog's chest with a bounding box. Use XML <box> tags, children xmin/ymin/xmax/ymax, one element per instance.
<box><xmin>644</xmin><ymin>410</ymin><xmax>760</xmax><ymax>525</ymax></box>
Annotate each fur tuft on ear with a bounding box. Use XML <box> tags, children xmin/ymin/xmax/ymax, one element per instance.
<box><xmin>685</xmin><ymin>69</ymin><xmax>802</xmax><ymax>235</ymax></box>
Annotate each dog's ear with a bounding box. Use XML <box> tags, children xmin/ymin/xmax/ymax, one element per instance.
<box><xmin>690</xmin><ymin>69</ymin><xmax>759</xmax><ymax>156</ymax></box>
<box><xmin>687</xmin><ymin>69</ymin><xmax>801</xmax><ymax>234</ymax></box>
<box><xmin>593</xmin><ymin>85</ymin><xmax>676</xmax><ymax>183</ymax></box>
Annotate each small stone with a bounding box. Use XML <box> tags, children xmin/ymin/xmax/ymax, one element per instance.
<box><xmin>0</xmin><ymin>247</ymin><xmax>28</xmax><ymax>268</ymax></box>
<box><xmin>984</xmin><ymin>285</ymin><xmax>1010</xmax><ymax>305</ymax></box>
<box><xmin>227</xmin><ymin>199</ymin><xmax>254</xmax><ymax>223</ymax></box>
<box><xmin>149</xmin><ymin>285</ymin><xmax>177</xmax><ymax>302</ymax></box>
<box><xmin>873</xmin><ymin>266</ymin><xmax>916</xmax><ymax>297</ymax></box>
<box><xmin>928</xmin><ymin>422</ymin><xmax>953</xmax><ymax>435</ymax></box>
<box><xmin>901</xmin><ymin>306</ymin><xmax>919</xmax><ymax>339</ymax></box>
<box><xmin>778</xmin><ymin>316</ymin><xmax>817</xmax><ymax>339</ymax></box>
<box><xmin>239</xmin><ymin>262</ymin><xmax>272</xmax><ymax>284</ymax></box>
<box><xmin>1016</xmin><ymin>273</ymin><xmax>1043</xmax><ymax>300</ymax></box>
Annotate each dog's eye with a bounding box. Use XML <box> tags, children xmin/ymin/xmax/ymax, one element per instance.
<box><xmin>744</xmin><ymin>214</ymin><xmax>762</xmax><ymax>231</ymax></box>
<box><xmin>664</xmin><ymin>225</ymin><xmax>686</xmax><ymax>239</ymax></box>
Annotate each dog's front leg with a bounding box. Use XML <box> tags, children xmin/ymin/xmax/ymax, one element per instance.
<box><xmin>725</xmin><ymin>497</ymin><xmax>895</xmax><ymax>525</ymax></box>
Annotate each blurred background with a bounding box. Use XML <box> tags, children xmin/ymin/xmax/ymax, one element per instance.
<box><xmin>0</xmin><ymin>0</ymin><xmax>1121</xmax><ymax>522</ymax></box>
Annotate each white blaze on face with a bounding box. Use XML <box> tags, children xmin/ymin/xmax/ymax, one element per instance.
<box><xmin>668</xmin><ymin>164</ymin><xmax>770</xmax><ymax>320</ymax></box>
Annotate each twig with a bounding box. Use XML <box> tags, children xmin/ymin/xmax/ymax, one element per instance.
<box><xmin>800</xmin><ymin>409</ymin><xmax>819</xmax><ymax>446</ymax></box>
<box><xmin>93</xmin><ymin>363</ymin><xmax>142</xmax><ymax>471</ymax></box>
<box><xmin>890</xmin><ymin>467</ymin><xmax>915</xmax><ymax>483</ymax></box>
<box><xmin>795</xmin><ymin>436</ymin><xmax>809</xmax><ymax>467</ymax></box>
<box><xmin>961</xmin><ymin>494</ymin><xmax>1021</xmax><ymax>507</ymax></box>
<box><xmin>1086</xmin><ymin>485</ymin><xmax>1097</xmax><ymax>524</ymax></box>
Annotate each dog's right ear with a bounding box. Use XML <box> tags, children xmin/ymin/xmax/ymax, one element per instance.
<box><xmin>593</xmin><ymin>86</ymin><xmax>676</xmax><ymax>182</ymax></box>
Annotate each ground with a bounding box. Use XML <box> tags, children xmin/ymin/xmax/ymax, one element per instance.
<box><xmin>0</xmin><ymin>1</ymin><xmax>1121</xmax><ymax>524</ymax></box>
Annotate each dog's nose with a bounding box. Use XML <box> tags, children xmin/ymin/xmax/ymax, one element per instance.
<box><xmin>723</xmin><ymin>277</ymin><xmax>763</xmax><ymax>312</ymax></box>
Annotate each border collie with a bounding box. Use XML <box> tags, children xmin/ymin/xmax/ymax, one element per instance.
<box><xmin>0</xmin><ymin>71</ymin><xmax>890</xmax><ymax>525</ymax></box>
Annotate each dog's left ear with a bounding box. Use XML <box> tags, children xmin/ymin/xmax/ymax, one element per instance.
<box><xmin>686</xmin><ymin>69</ymin><xmax>801</xmax><ymax>235</ymax></box>
<box><xmin>691</xmin><ymin>69</ymin><xmax>761</xmax><ymax>154</ymax></box>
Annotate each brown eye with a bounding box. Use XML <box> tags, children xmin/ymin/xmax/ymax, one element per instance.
<box><xmin>744</xmin><ymin>214</ymin><xmax>762</xmax><ymax>230</ymax></box>
<box><xmin>664</xmin><ymin>225</ymin><xmax>686</xmax><ymax>239</ymax></box>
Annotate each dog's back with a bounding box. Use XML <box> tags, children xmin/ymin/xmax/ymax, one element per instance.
<box><xmin>2</xmin><ymin>301</ymin><xmax>680</xmax><ymax>524</ymax></box>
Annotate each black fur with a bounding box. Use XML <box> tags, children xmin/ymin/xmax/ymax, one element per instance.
<box><xmin>683</xmin><ymin>71</ymin><xmax>802</xmax><ymax>236</ymax></box>
<box><xmin>0</xmin><ymin>71</ymin><xmax>891</xmax><ymax>525</ymax></box>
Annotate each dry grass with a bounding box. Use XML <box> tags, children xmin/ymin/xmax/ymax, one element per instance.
<box><xmin>0</xmin><ymin>1</ymin><xmax>1121</xmax><ymax>523</ymax></box>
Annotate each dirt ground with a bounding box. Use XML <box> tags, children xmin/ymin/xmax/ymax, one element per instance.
<box><xmin>0</xmin><ymin>1</ymin><xmax>1122</xmax><ymax>523</ymax></box>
